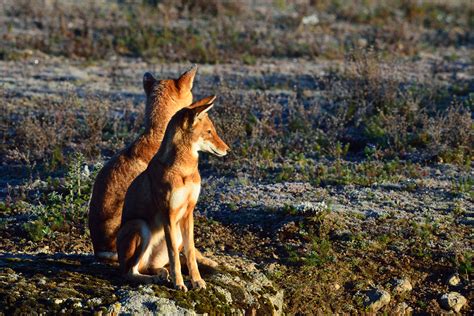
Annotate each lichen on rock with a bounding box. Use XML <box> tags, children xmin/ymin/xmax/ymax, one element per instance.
<box><xmin>0</xmin><ymin>253</ymin><xmax>283</xmax><ymax>315</ymax></box>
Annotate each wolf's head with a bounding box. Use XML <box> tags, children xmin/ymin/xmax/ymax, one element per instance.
<box><xmin>168</xmin><ymin>96</ymin><xmax>229</xmax><ymax>158</ymax></box>
<box><xmin>188</xmin><ymin>96</ymin><xmax>229</xmax><ymax>157</ymax></box>
<box><xmin>142</xmin><ymin>66</ymin><xmax>197</xmax><ymax>129</ymax></box>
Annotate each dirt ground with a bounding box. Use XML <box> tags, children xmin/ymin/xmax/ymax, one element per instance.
<box><xmin>0</xmin><ymin>0</ymin><xmax>473</xmax><ymax>314</ymax></box>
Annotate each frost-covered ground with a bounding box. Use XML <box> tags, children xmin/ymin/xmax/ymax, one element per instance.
<box><xmin>0</xmin><ymin>54</ymin><xmax>472</xmax><ymax>314</ymax></box>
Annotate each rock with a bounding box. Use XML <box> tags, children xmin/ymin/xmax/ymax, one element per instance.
<box><xmin>107</xmin><ymin>302</ymin><xmax>121</xmax><ymax>315</ymax></box>
<box><xmin>117</xmin><ymin>290</ymin><xmax>195</xmax><ymax>316</ymax></box>
<box><xmin>447</xmin><ymin>274</ymin><xmax>461</xmax><ymax>286</ymax></box>
<box><xmin>363</xmin><ymin>288</ymin><xmax>391</xmax><ymax>312</ymax></box>
<box><xmin>87</xmin><ymin>297</ymin><xmax>103</xmax><ymax>307</ymax></box>
<box><xmin>105</xmin><ymin>255</ymin><xmax>283</xmax><ymax>316</ymax></box>
<box><xmin>214</xmin><ymin>285</ymin><xmax>233</xmax><ymax>304</ymax></box>
<box><xmin>264</xmin><ymin>288</ymin><xmax>284</xmax><ymax>316</ymax></box>
<box><xmin>210</xmin><ymin>270</ymin><xmax>283</xmax><ymax>315</ymax></box>
<box><xmin>393</xmin><ymin>302</ymin><xmax>413</xmax><ymax>315</ymax></box>
<box><xmin>53</xmin><ymin>298</ymin><xmax>64</xmax><ymax>305</ymax></box>
<box><xmin>440</xmin><ymin>292</ymin><xmax>467</xmax><ymax>313</ymax></box>
<box><xmin>333</xmin><ymin>283</ymin><xmax>341</xmax><ymax>291</ymax></box>
<box><xmin>392</xmin><ymin>278</ymin><xmax>413</xmax><ymax>294</ymax></box>
<box><xmin>265</xmin><ymin>262</ymin><xmax>279</xmax><ymax>273</ymax></box>
<box><xmin>357</xmin><ymin>38</ymin><xmax>368</xmax><ymax>48</ymax></box>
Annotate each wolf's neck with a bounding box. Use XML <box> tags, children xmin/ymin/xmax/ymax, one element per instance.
<box><xmin>156</xmin><ymin>136</ymin><xmax>199</xmax><ymax>175</ymax></box>
<box><xmin>144</xmin><ymin>92</ymin><xmax>177</xmax><ymax>136</ymax></box>
<box><xmin>127</xmin><ymin>94</ymin><xmax>180</xmax><ymax>162</ymax></box>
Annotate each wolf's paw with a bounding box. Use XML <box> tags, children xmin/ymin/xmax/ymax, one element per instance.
<box><xmin>192</xmin><ymin>279</ymin><xmax>207</xmax><ymax>290</ymax></box>
<box><xmin>150</xmin><ymin>267</ymin><xmax>170</xmax><ymax>282</ymax></box>
<box><xmin>174</xmin><ymin>283</ymin><xmax>188</xmax><ymax>292</ymax></box>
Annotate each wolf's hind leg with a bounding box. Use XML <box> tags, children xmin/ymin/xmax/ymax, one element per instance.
<box><xmin>147</xmin><ymin>267</ymin><xmax>170</xmax><ymax>282</ymax></box>
<box><xmin>117</xmin><ymin>219</ymin><xmax>162</xmax><ymax>284</ymax></box>
<box><xmin>147</xmin><ymin>237</ymin><xmax>171</xmax><ymax>282</ymax></box>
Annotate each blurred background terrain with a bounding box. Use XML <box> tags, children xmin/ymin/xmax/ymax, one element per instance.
<box><xmin>0</xmin><ymin>0</ymin><xmax>472</xmax><ymax>314</ymax></box>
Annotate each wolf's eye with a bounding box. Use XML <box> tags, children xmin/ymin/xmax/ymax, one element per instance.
<box><xmin>207</xmin><ymin>130</ymin><xmax>211</xmax><ymax>134</ymax></box>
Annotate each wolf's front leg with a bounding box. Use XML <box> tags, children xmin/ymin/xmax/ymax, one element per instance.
<box><xmin>164</xmin><ymin>217</ymin><xmax>187</xmax><ymax>291</ymax></box>
<box><xmin>181</xmin><ymin>206</ymin><xmax>206</xmax><ymax>289</ymax></box>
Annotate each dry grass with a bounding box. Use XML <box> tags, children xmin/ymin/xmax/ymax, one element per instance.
<box><xmin>1</xmin><ymin>0</ymin><xmax>472</xmax><ymax>62</ymax></box>
<box><xmin>1</xmin><ymin>52</ymin><xmax>471</xmax><ymax>177</ymax></box>
<box><xmin>0</xmin><ymin>1</ymin><xmax>472</xmax><ymax>314</ymax></box>
<box><xmin>0</xmin><ymin>90</ymin><xmax>141</xmax><ymax>168</ymax></box>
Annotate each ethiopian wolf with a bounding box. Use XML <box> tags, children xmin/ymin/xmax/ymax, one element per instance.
<box><xmin>88</xmin><ymin>66</ymin><xmax>215</xmax><ymax>268</ymax></box>
<box><xmin>117</xmin><ymin>96</ymin><xmax>229</xmax><ymax>290</ymax></box>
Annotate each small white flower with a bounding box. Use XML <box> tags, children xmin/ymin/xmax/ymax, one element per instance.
<box><xmin>295</xmin><ymin>201</ymin><xmax>328</xmax><ymax>213</ymax></box>
<box><xmin>82</xmin><ymin>165</ymin><xmax>90</xmax><ymax>178</ymax></box>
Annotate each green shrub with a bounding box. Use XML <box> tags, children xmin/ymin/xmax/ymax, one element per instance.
<box><xmin>22</xmin><ymin>153</ymin><xmax>100</xmax><ymax>241</ymax></box>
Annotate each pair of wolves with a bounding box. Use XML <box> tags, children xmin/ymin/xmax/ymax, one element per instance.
<box><xmin>88</xmin><ymin>66</ymin><xmax>229</xmax><ymax>291</ymax></box>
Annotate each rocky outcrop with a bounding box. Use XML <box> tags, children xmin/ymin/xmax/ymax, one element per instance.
<box><xmin>0</xmin><ymin>253</ymin><xmax>283</xmax><ymax>315</ymax></box>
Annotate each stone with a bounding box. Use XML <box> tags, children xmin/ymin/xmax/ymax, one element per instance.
<box><xmin>107</xmin><ymin>302</ymin><xmax>121</xmax><ymax>315</ymax></box>
<box><xmin>117</xmin><ymin>291</ymin><xmax>195</xmax><ymax>316</ymax></box>
<box><xmin>393</xmin><ymin>302</ymin><xmax>413</xmax><ymax>315</ymax></box>
<box><xmin>447</xmin><ymin>274</ymin><xmax>461</xmax><ymax>286</ymax></box>
<box><xmin>392</xmin><ymin>278</ymin><xmax>413</xmax><ymax>294</ymax></box>
<box><xmin>104</xmin><ymin>255</ymin><xmax>283</xmax><ymax>316</ymax></box>
<box><xmin>87</xmin><ymin>297</ymin><xmax>103</xmax><ymax>307</ymax></box>
<box><xmin>357</xmin><ymin>38</ymin><xmax>368</xmax><ymax>48</ymax></box>
<box><xmin>440</xmin><ymin>292</ymin><xmax>467</xmax><ymax>313</ymax></box>
<box><xmin>364</xmin><ymin>288</ymin><xmax>391</xmax><ymax>312</ymax></box>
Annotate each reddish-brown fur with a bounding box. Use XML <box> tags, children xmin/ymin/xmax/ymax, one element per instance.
<box><xmin>88</xmin><ymin>67</ymin><xmax>197</xmax><ymax>260</ymax></box>
<box><xmin>117</xmin><ymin>96</ymin><xmax>229</xmax><ymax>290</ymax></box>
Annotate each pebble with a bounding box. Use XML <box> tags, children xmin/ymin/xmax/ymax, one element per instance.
<box><xmin>394</xmin><ymin>302</ymin><xmax>413</xmax><ymax>315</ymax></box>
<box><xmin>392</xmin><ymin>278</ymin><xmax>413</xmax><ymax>294</ymax></box>
<box><xmin>440</xmin><ymin>292</ymin><xmax>467</xmax><ymax>313</ymax></box>
<box><xmin>88</xmin><ymin>297</ymin><xmax>103</xmax><ymax>306</ymax></box>
<box><xmin>364</xmin><ymin>288</ymin><xmax>391</xmax><ymax>312</ymax></box>
<box><xmin>107</xmin><ymin>302</ymin><xmax>121</xmax><ymax>315</ymax></box>
<box><xmin>447</xmin><ymin>274</ymin><xmax>461</xmax><ymax>286</ymax></box>
<box><xmin>266</xmin><ymin>263</ymin><xmax>278</xmax><ymax>273</ymax></box>
<box><xmin>54</xmin><ymin>298</ymin><xmax>64</xmax><ymax>305</ymax></box>
<box><xmin>357</xmin><ymin>38</ymin><xmax>368</xmax><ymax>48</ymax></box>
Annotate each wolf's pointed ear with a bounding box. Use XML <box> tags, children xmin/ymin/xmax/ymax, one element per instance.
<box><xmin>177</xmin><ymin>65</ymin><xmax>197</xmax><ymax>92</ymax></box>
<box><xmin>143</xmin><ymin>72</ymin><xmax>156</xmax><ymax>96</ymax></box>
<box><xmin>190</xmin><ymin>95</ymin><xmax>216</xmax><ymax>121</ymax></box>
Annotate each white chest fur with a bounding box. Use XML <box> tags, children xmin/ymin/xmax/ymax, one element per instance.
<box><xmin>169</xmin><ymin>182</ymin><xmax>201</xmax><ymax>220</ymax></box>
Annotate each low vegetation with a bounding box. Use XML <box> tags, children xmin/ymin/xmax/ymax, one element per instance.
<box><xmin>0</xmin><ymin>0</ymin><xmax>472</xmax><ymax>314</ymax></box>
<box><xmin>1</xmin><ymin>0</ymin><xmax>472</xmax><ymax>62</ymax></box>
